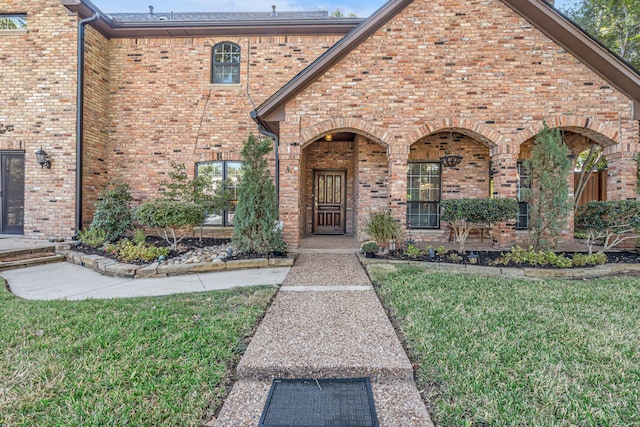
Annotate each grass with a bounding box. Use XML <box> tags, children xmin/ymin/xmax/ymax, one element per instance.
<box><xmin>0</xmin><ymin>281</ymin><xmax>276</xmax><ymax>426</ymax></box>
<box><xmin>368</xmin><ymin>265</ymin><xmax>640</xmax><ymax>426</ymax></box>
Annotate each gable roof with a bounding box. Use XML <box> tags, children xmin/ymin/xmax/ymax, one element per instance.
<box><xmin>253</xmin><ymin>0</ymin><xmax>640</xmax><ymax>128</ymax></box>
<box><xmin>61</xmin><ymin>0</ymin><xmax>364</xmax><ymax>38</ymax></box>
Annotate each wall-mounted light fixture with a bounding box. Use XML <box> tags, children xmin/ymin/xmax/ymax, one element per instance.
<box><xmin>35</xmin><ymin>148</ymin><xmax>51</xmax><ymax>169</ymax></box>
<box><xmin>325</xmin><ymin>133</ymin><xmax>333</xmax><ymax>142</ymax></box>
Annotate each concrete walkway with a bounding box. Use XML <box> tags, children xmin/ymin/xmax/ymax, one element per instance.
<box><xmin>214</xmin><ymin>254</ymin><xmax>433</xmax><ymax>426</ymax></box>
<box><xmin>3</xmin><ymin>262</ymin><xmax>290</xmax><ymax>300</ymax></box>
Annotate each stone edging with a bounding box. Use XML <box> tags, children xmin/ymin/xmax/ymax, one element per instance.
<box><xmin>357</xmin><ymin>253</ymin><xmax>640</xmax><ymax>279</ymax></box>
<box><xmin>56</xmin><ymin>248</ymin><xmax>297</xmax><ymax>279</ymax></box>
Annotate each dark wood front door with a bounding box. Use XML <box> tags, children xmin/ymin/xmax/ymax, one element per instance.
<box><xmin>313</xmin><ymin>170</ymin><xmax>345</xmax><ymax>234</ymax></box>
<box><xmin>1</xmin><ymin>152</ymin><xmax>24</xmax><ymax>234</ymax></box>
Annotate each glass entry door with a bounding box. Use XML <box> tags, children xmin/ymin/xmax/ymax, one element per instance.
<box><xmin>1</xmin><ymin>152</ymin><xmax>25</xmax><ymax>234</ymax></box>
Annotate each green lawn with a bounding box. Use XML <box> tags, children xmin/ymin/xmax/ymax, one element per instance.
<box><xmin>0</xmin><ymin>281</ymin><xmax>276</xmax><ymax>426</ymax></box>
<box><xmin>369</xmin><ymin>265</ymin><xmax>640</xmax><ymax>427</ymax></box>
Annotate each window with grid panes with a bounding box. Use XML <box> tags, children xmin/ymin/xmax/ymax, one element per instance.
<box><xmin>406</xmin><ymin>162</ymin><xmax>441</xmax><ymax>229</ymax></box>
<box><xmin>212</xmin><ymin>42</ymin><xmax>240</xmax><ymax>84</ymax></box>
<box><xmin>196</xmin><ymin>161</ymin><xmax>242</xmax><ymax>226</ymax></box>
<box><xmin>516</xmin><ymin>161</ymin><xmax>529</xmax><ymax>229</ymax></box>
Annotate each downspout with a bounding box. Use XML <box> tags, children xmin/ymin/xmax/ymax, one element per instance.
<box><xmin>75</xmin><ymin>10</ymin><xmax>100</xmax><ymax>236</ymax></box>
<box><xmin>250</xmin><ymin>111</ymin><xmax>280</xmax><ymax>216</ymax></box>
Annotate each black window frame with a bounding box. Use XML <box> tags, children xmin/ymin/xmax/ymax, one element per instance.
<box><xmin>211</xmin><ymin>42</ymin><xmax>240</xmax><ymax>84</ymax></box>
<box><xmin>406</xmin><ymin>162</ymin><xmax>442</xmax><ymax>229</ymax></box>
<box><xmin>516</xmin><ymin>161</ymin><xmax>529</xmax><ymax>230</ymax></box>
<box><xmin>0</xmin><ymin>14</ymin><xmax>27</xmax><ymax>30</ymax></box>
<box><xmin>196</xmin><ymin>160</ymin><xmax>242</xmax><ymax>227</ymax></box>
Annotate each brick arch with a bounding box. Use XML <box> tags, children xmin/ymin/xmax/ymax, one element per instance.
<box><xmin>299</xmin><ymin>118</ymin><xmax>391</xmax><ymax>149</ymax></box>
<box><xmin>512</xmin><ymin>116</ymin><xmax>620</xmax><ymax>148</ymax></box>
<box><xmin>408</xmin><ymin>118</ymin><xmax>500</xmax><ymax>148</ymax></box>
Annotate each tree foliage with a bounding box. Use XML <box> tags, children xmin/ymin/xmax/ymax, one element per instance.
<box><xmin>232</xmin><ymin>134</ymin><xmax>285</xmax><ymax>254</ymax></box>
<box><xmin>135</xmin><ymin>200</ymin><xmax>205</xmax><ymax>250</ymax></box>
<box><xmin>564</xmin><ymin>0</ymin><xmax>640</xmax><ymax>70</ymax></box>
<box><xmin>440</xmin><ymin>198</ymin><xmax>518</xmax><ymax>254</ymax></box>
<box><xmin>521</xmin><ymin>125</ymin><xmax>573</xmax><ymax>250</ymax></box>
<box><xmin>575</xmin><ymin>200</ymin><xmax>640</xmax><ymax>253</ymax></box>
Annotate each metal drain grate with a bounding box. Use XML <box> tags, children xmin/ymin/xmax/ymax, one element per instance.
<box><xmin>259</xmin><ymin>377</ymin><xmax>378</xmax><ymax>427</ymax></box>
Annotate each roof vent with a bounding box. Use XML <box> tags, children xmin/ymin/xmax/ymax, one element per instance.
<box><xmin>271</xmin><ymin>5</ymin><xmax>278</xmax><ymax>17</ymax></box>
<box><xmin>148</xmin><ymin>5</ymin><xmax>154</xmax><ymax>15</ymax></box>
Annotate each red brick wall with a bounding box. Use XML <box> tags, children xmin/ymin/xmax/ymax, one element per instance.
<box><xmin>82</xmin><ymin>26</ymin><xmax>110</xmax><ymax>227</ymax></box>
<box><xmin>105</xmin><ymin>34</ymin><xmax>343</xmax><ymax>205</ymax></box>
<box><xmin>0</xmin><ymin>1</ymin><xmax>78</xmax><ymax>238</ymax></box>
<box><xmin>276</xmin><ymin>0</ymin><xmax>639</xmax><ymax>247</ymax></box>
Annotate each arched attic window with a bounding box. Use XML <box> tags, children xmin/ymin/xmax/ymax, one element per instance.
<box><xmin>212</xmin><ymin>42</ymin><xmax>240</xmax><ymax>84</ymax></box>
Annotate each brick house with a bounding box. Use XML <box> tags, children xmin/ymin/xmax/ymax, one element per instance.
<box><xmin>0</xmin><ymin>0</ymin><xmax>638</xmax><ymax>249</ymax></box>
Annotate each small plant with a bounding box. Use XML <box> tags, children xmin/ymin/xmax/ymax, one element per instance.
<box><xmin>436</xmin><ymin>245</ymin><xmax>447</xmax><ymax>257</ymax></box>
<box><xmin>78</xmin><ymin>227</ymin><xmax>106</xmax><ymax>248</ymax></box>
<box><xmin>403</xmin><ymin>243</ymin><xmax>423</xmax><ymax>258</ymax></box>
<box><xmin>447</xmin><ymin>252</ymin><xmax>463</xmax><ymax>263</ymax></box>
<box><xmin>90</xmin><ymin>182</ymin><xmax>133</xmax><ymax>242</ymax></box>
<box><xmin>132</xmin><ymin>228</ymin><xmax>146</xmax><ymax>245</ymax></box>
<box><xmin>572</xmin><ymin>253</ymin><xmax>607</xmax><ymax>267</ymax></box>
<box><xmin>104</xmin><ymin>239</ymin><xmax>170</xmax><ymax>263</ymax></box>
<box><xmin>135</xmin><ymin>200</ymin><xmax>206</xmax><ymax>250</ymax></box>
<box><xmin>363</xmin><ymin>209</ymin><xmax>402</xmax><ymax>247</ymax></box>
<box><xmin>360</xmin><ymin>240</ymin><xmax>380</xmax><ymax>255</ymax></box>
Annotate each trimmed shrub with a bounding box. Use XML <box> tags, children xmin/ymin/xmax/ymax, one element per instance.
<box><xmin>90</xmin><ymin>182</ymin><xmax>133</xmax><ymax>242</ymax></box>
<box><xmin>105</xmin><ymin>239</ymin><xmax>170</xmax><ymax>263</ymax></box>
<box><xmin>491</xmin><ymin>246</ymin><xmax>572</xmax><ymax>268</ymax></box>
<box><xmin>575</xmin><ymin>200</ymin><xmax>640</xmax><ymax>254</ymax></box>
<box><xmin>360</xmin><ymin>240</ymin><xmax>380</xmax><ymax>254</ymax></box>
<box><xmin>77</xmin><ymin>227</ymin><xmax>106</xmax><ymax>248</ymax></box>
<box><xmin>135</xmin><ymin>200</ymin><xmax>205</xmax><ymax>250</ymax></box>
<box><xmin>441</xmin><ymin>198</ymin><xmax>518</xmax><ymax>253</ymax></box>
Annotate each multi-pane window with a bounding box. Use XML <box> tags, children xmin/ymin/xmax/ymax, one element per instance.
<box><xmin>0</xmin><ymin>14</ymin><xmax>27</xmax><ymax>30</ymax></box>
<box><xmin>516</xmin><ymin>161</ymin><xmax>529</xmax><ymax>229</ymax></box>
<box><xmin>406</xmin><ymin>162</ymin><xmax>441</xmax><ymax>229</ymax></box>
<box><xmin>196</xmin><ymin>161</ymin><xmax>242</xmax><ymax>226</ymax></box>
<box><xmin>212</xmin><ymin>43</ymin><xmax>240</xmax><ymax>84</ymax></box>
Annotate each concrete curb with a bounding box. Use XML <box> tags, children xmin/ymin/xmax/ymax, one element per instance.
<box><xmin>357</xmin><ymin>253</ymin><xmax>640</xmax><ymax>279</ymax></box>
<box><xmin>56</xmin><ymin>248</ymin><xmax>297</xmax><ymax>279</ymax></box>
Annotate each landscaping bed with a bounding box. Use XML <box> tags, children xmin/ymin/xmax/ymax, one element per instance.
<box><xmin>376</xmin><ymin>248</ymin><xmax>640</xmax><ymax>268</ymax></box>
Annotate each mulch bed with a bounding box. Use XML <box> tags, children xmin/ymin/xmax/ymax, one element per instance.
<box><xmin>377</xmin><ymin>250</ymin><xmax>640</xmax><ymax>269</ymax></box>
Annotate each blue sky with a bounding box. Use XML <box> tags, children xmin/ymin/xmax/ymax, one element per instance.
<box><xmin>91</xmin><ymin>0</ymin><xmax>579</xmax><ymax>19</ymax></box>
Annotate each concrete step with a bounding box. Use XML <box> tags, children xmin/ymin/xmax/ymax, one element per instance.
<box><xmin>236</xmin><ymin>289</ymin><xmax>414</xmax><ymax>382</ymax></box>
<box><xmin>0</xmin><ymin>252</ymin><xmax>65</xmax><ymax>272</ymax></box>
<box><xmin>213</xmin><ymin>379</ymin><xmax>434</xmax><ymax>427</ymax></box>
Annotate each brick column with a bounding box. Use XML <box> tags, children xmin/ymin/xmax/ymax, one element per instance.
<box><xmin>278</xmin><ymin>122</ymin><xmax>303</xmax><ymax>250</ymax></box>
<box><xmin>605</xmin><ymin>150</ymin><xmax>639</xmax><ymax>201</ymax></box>
<box><xmin>388</xmin><ymin>144</ymin><xmax>408</xmax><ymax>228</ymax></box>
<box><xmin>490</xmin><ymin>145</ymin><xmax>518</xmax><ymax>248</ymax></box>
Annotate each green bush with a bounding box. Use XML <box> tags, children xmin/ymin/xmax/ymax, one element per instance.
<box><xmin>572</xmin><ymin>253</ymin><xmax>607</xmax><ymax>267</ymax></box>
<box><xmin>575</xmin><ymin>200</ymin><xmax>640</xmax><ymax>254</ymax></box>
<box><xmin>135</xmin><ymin>200</ymin><xmax>205</xmax><ymax>250</ymax></box>
<box><xmin>90</xmin><ymin>182</ymin><xmax>133</xmax><ymax>242</ymax></box>
<box><xmin>105</xmin><ymin>239</ymin><xmax>170</xmax><ymax>263</ymax></box>
<box><xmin>363</xmin><ymin>209</ymin><xmax>402</xmax><ymax>246</ymax></box>
<box><xmin>436</xmin><ymin>245</ymin><xmax>447</xmax><ymax>256</ymax></box>
<box><xmin>491</xmin><ymin>246</ymin><xmax>572</xmax><ymax>268</ymax></box>
<box><xmin>232</xmin><ymin>134</ymin><xmax>285</xmax><ymax>255</ymax></box>
<box><xmin>441</xmin><ymin>198</ymin><xmax>518</xmax><ymax>253</ymax></box>
<box><xmin>78</xmin><ymin>227</ymin><xmax>107</xmax><ymax>248</ymax></box>
<box><xmin>360</xmin><ymin>240</ymin><xmax>380</xmax><ymax>254</ymax></box>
